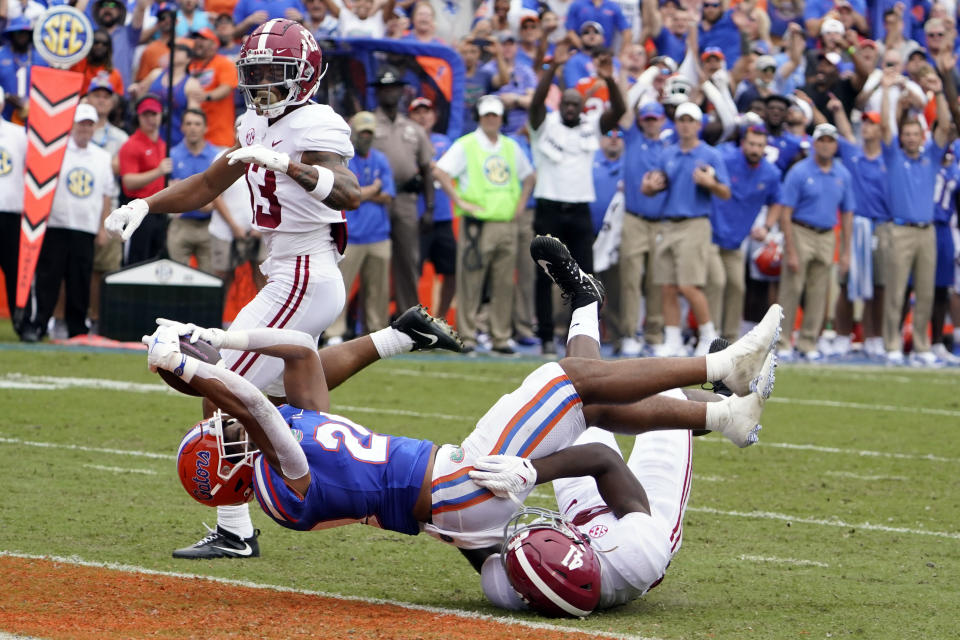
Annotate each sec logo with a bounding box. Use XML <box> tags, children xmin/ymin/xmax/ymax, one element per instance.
<box><xmin>588</xmin><ymin>524</ymin><xmax>608</xmax><ymax>538</ymax></box>
<box><xmin>0</xmin><ymin>147</ymin><xmax>12</xmax><ymax>176</ymax></box>
<box><xmin>66</xmin><ymin>167</ymin><xmax>94</xmax><ymax>198</ymax></box>
<box><xmin>33</xmin><ymin>6</ymin><xmax>94</xmax><ymax>68</ymax></box>
<box><xmin>483</xmin><ymin>155</ymin><xmax>511</xmax><ymax>185</ymax></box>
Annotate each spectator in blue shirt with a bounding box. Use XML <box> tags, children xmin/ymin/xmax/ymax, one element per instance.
<box><xmin>699</xmin><ymin>0</ymin><xmax>742</xmax><ymax>65</ymax></box>
<box><xmin>485</xmin><ymin>33</ymin><xmax>537</xmax><ymax>135</ymax></box>
<box><xmin>92</xmin><ymin>0</ymin><xmax>150</xmax><ymax>90</ymax></box>
<box><xmin>0</xmin><ymin>17</ymin><xmax>49</xmax><ymax>123</ymax></box>
<box><xmin>763</xmin><ymin>94</ymin><xmax>804</xmax><ymax>172</ymax></box>
<box><xmin>930</xmin><ymin>155</ymin><xmax>960</xmax><ymax>363</ymax></box>
<box><xmin>565</xmin><ymin>0</ymin><xmax>631</xmax><ymax>53</ymax></box>
<box><xmin>461</xmin><ymin>38</ymin><xmax>494</xmax><ymax>133</ymax></box>
<box><xmin>641</xmin><ymin>101</ymin><xmax>731</xmax><ymax>357</ymax></box>
<box><xmin>409</xmin><ymin>97</ymin><xmax>457</xmax><ymax>319</ymax></box>
<box><xmin>619</xmin><ymin>101</ymin><xmax>668</xmax><ymax>356</ymax></box>
<box><xmin>564</xmin><ymin>21</ymin><xmax>607</xmax><ymax>88</ymax></box>
<box><xmin>708</xmin><ymin>126</ymin><xmax>782</xmax><ymax>343</ymax></box>
<box><xmin>879</xmin><ymin>63</ymin><xmax>953</xmax><ymax>365</ymax></box>
<box><xmin>167</xmin><ymin>109</ymin><xmax>222</xmax><ymax>274</ymax></box>
<box><xmin>590</xmin><ymin>128</ymin><xmax>623</xmax><ymax>235</ymax></box>
<box><xmin>776</xmin><ymin>123</ymin><xmax>855</xmax><ymax>361</ymax></box>
<box><xmin>327</xmin><ymin>112</ymin><xmax>396</xmax><ymax>345</ymax></box>
<box><xmin>642</xmin><ymin>0</ymin><xmax>688</xmax><ymax>63</ymax></box>
<box><xmin>834</xmin><ymin>110</ymin><xmax>890</xmax><ymax>360</ymax></box>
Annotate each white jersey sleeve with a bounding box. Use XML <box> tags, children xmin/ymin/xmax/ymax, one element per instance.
<box><xmin>288</xmin><ymin>103</ymin><xmax>354</xmax><ymax>159</ymax></box>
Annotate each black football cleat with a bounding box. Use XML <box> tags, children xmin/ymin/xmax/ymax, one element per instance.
<box><xmin>530</xmin><ymin>235</ymin><xmax>604</xmax><ymax>309</ymax></box>
<box><xmin>172</xmin><ymin>524</ymin><xmax>260</xmax><ymax>559</ymax></box>
<box><xmin>392</xmin><ymin>304</ymin><xmax>464</xmax><ymax>352</ymax></box>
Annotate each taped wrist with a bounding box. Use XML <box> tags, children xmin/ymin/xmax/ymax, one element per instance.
<box><xmin>309</xmin><ymin>165</ymin><xmax>335</xmax><ymax>201</ymax></box>
<box><xmin>190</xmin><ymin>359</ymin><xmax>310</xmax><ymax>480</ymax></box>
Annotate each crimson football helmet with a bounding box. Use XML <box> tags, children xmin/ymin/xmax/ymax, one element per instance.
<box><xmin>236</xmin><ymin>18</ymin><xmax>324</xmax><ymax>117</ymax></box>
<box><xmin>753</xmin><ymin>232</ymin><xmax>784</xmax><ymax>277</ymax></box>
<box><xmin>176</xmin><ymin>410</ymin><xmax>258</xmax><ymax>507</ymax></box>
<box><xmin>500</xmin><ymin>507</ymin><xmax>602</xmax><ymax>617</ymax></box>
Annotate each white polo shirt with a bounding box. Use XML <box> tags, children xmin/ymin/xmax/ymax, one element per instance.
<box><xmin>0</xmin><ymin>119</ymin><xmax>26</xmax><ymax>214</ymax></box>
<box><xmin>530</xmin><ymin>109</ymin><xmax>601</xmax><ymax>203</ymax></box>
<box><xmin>48</xmin><ymin>137</ymin><xmax>117</xmax><ymax>234</ymax></box>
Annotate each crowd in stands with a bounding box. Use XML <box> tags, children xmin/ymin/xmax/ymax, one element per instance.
<box><xmin>3</xmin><ymin>0</ymin><xmax>960</xmax><ymax>367</ymax></box>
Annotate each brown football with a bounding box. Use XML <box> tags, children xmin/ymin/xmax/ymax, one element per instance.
<box><xmin>158</xmin><ymin>337</ymin><xmax>223</xmax><ymax>396</ymax></box>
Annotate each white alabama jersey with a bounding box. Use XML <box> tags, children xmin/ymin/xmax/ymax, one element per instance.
<box><xmin>554</xmin><ymin>407</ymin><xmax>693</xmax><ymax>609</ymax></box>
<box><xmin>0</xmin><ymin>119</ymin><xmax>26</xmax><ymax>213</ymax></box>
<box><xmin>236</xmin><ymin>103</ymin><xmax>354</xmax><ymax>261</ymax></box>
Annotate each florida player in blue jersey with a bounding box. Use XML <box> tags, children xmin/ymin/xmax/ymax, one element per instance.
<box><xmin>144</xmin><ymin>254</ymin><xmax>782</xmax><ymax>554</ymax></box>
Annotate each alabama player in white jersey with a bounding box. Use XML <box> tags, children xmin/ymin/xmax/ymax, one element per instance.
<box><xmin>469</xmin><ymin>237</ymin><xmax>779</xmax><ymax>617</ymax></box>
<box><xmin>104</xmin><ymin>18</ymin><xmax>361</xmax><ymax>558</ymax></box>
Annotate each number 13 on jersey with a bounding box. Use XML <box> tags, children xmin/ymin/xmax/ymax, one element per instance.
<box><xmin>247</xmin><ymin>164</ymin><xmax>282</xmax><ymax>228</ymax></box>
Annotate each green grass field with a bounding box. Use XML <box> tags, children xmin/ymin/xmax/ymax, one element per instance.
<box><xmin>1</xmin><ymin>326</ymin><xmax>958</xmax><ymax>640</ymax></box>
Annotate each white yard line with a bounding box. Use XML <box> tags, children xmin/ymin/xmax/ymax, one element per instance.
<box><xmin>738</xmin><ymin>554</ymin><xmax>829</xmax><ymax>568</ymax></box>
<box><xmin>824</xmin><ymin>471</ymin><xmax>909</xmax><ymax>481</ymax></box>
<box><xmin>688</xmin><ymin>506</ymin><xmax>960</xmax><ymax>540</ymax></box>
<box><xmin>0</xmin><ymin>551</ymin><xmax>655</xmax><ymax>640</ymax></box>
<box><xmin>82</xmin><ymin>464</ymin><xmax>158</xmax><ymax>475</ymax></box>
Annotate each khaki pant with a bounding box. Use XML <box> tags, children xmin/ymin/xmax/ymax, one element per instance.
<box><xmin>389</xmin><ymin>192</ymin><xmax>421</xmax><ymax>311</ymax></box>
<box><xmin>457</xmin><ymin>217</ymin><xmax>517</xmax><ymax>349</ymax></box>
<box><xmin>778</xmin><ymin>224</ymin><xmax>835</xmax><ymax>353</ymax></box>
<box><xmin>512</xmin><ymin>206</ymin><xmax>536</xmax><ymax>340</ymax></box>
<box><xmin>328</xmin><ymin>239</ymin><xmax>392</xmax><ymax>338</ymax></box>
<box><xmin>653</xmin><ymin>217</ymin><xmax>711</xmax><ymax>287</ymax></box>
<box><xmin>706</xmin><ymin>245</ymin><xmax>745</xmax><ymax>341</ymax></box>
<box><xmin>619</xmin><ymin>213</ymin><xmax>663</xmax><ymax>345</ymax></box>
<box><xmin>883</xmin><ymin>224</ymin><xmax>936</xmax><ymax>353</ymax></box>
<box><xmin>166</xmin><ymin>216</ymin><xmax>212</xmax><ymax>273</ymax></box>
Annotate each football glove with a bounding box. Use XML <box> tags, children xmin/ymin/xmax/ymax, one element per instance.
<box><xmin>155</xmin><ymin>318</ymin><xmax>227</xmax><ymax>348</ymax></box>
<box><xmin>141</xmin><ymin>325</ymin><xmax>186</xmax><ymax>373</ymax></box>
<box><xmin>227</xmin><ymin>144</ymin><xmax>290</xmax><ymax>173</ymax></box>
<box><xmin>104</xmin><ymin>198</ymin><xmax>149</xmax><ymax>241</ymax></box>
<box><xmin>469</xmin><ymin>455</ymin><xmax>537</xmax><ymax>498</ymax></box>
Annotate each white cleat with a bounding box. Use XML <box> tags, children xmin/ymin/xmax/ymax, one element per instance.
<box><xmin>720</xmin><ymin>304</ymin><xmax>783</xmax><ymax>396</ymax></box>
<box><xmin>713</xmin><ymin>352</ymin><xmax>777</xmax><ymax>448</ymax></box>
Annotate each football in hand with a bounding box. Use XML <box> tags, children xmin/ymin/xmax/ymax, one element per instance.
<box><xmin>158</xmin><ymin>337</ymin><xmax>223</xmax><ymax>396</ymax></box>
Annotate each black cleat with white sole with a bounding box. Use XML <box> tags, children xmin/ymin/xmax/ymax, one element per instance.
<box><xmin>172</xmin><ymin>524</ymin><xmax>260</xmax><ymax>559</ymax></box>
<box><xmin>392</xmin><ymin>304</ymin><xmax>464</xmax><ymax>352</ymax></box>
<box><xmin>530</xmin><ymin>235</ymin><xmax>604</xmax><ymax>309</ymax></box>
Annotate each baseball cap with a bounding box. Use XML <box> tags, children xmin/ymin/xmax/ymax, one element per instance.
<box><xmin>350</xmin><ymin>111</ymin><xmax>376</xmax><ymax>133</ymax></box>
<box><xmin>821</xmin><ymin>18</ymin><xmax>845</xmax><ymax>35</ymax></box>
<box><xmin>156</xmin><ymin>2</ymin><xmax>177</xmax><ymax>16</ymax></box>
<box><xmin>497</xmin><ymin>31</ymin><xmax>517</xmax><ymax>43</ymax></box>
<box><xmin>637</xmin><ymin>102</ymin><xmax>664</xmax><ymax>119</ymax></box>
<box><xmin>674</xmin><ymin>101</ymin><xmax>703</xmax><ymax>122</ymax></box>
<box><xmin>86</xmin><ymin>73</ymin><xmax>114</xmax><ymax>95</ymax></box>
<box><xmin>3</xmin><ymin>16</ymin><xmax>32</xmax><ymax>33</ymax></box>
<box><xmin>819</xmin><ymin>51</ymin><xmax>842</xmax><ymax>66</ymax></box>
<box><xmin>74</xmin><ymin>103</ymin><xmax>98</xmax><ymax>123</ymax></box>
<box><xmin>765</xmin><ymin>94</ymin><xmax>791</xmax><ymax>108</ymax></box>
<box><xmin>650</xmin><ymin>55</ymin><xmax>678</xmax><ymax>73</ymax></box>
<box><xmin>518</xmin><ymin>9</ymin><xmax>539</xmax><ymax>25</ymax></box>
<box><xmin>812</xmin><ymin>123</ymin><xmax>839</xmax><ymax>141</ymax></box>
<box><xmin>372</xmin><ymin>65</ymin><xmax>406</xmax><ymax>86</ymax></box>
<box><xmin>580</xmin><ymin>21</ymin><xmax>604</xmax><ymax>36</ymax></box>
<box><xmin>862</xmin><ymin>111</ymin><xmax>882</xmax><ymax>124</ymax></box>
<box><xmin>409</xmin><ymin>97</ymin><xmax>434</xmax><ymax>112</ymax></box>
<box><xmin>756</xmin><ymin>55</ymin><xmax>776</xmax><ymax>70</ymax></box>
<box><xmin>477</xmin><ymin>95</ymin><xmax>504</xmax><ymax>117</ymax></box>
<box><xmin>701</xmin><ymin>47</ymin><xmax>725</xmax><ymax>62</ymax></box>
<box><xmin>191</xmin><ymin>27</ymin><xmax>219</xmax><ymax>43</ymax></box>
<box><xmin>136</xmin><ymin>94</ymin><xmax>163</xmax><ymax>114</ymax></box>
<box><xmin>751</xmin><ymin>41</ymin><xmax>771</xmax><ymax>55</ymax></box>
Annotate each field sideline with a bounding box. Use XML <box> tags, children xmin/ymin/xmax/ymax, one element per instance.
<box><xmin>1</xmin><ymin>338</ymin><xmax>958</xmax><ymax>639</ymax></box>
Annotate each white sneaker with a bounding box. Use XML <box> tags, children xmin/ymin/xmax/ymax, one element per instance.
<box><xmin>931</xmin><ymin>343</ymin><xmax>960</xmax><ymax>365</ymax></box>
<box><xmin>653</xmin><ymin>342</ymin><xmax>686</xmax><ymax>357</ymax></box>
<box><xmin>817</xmin><ymin>332</ymin><xmax>836</xmax><ymax>357</ymax></box>
<box><xmin>886</xmin><ymin>350</ymin><xmax>905</xmax><ymax>365</ymax></box>
<box><xmin>694</xmin><ymin>334</ymin><xmax>716</xmax><ymax>356</ymax></box>
<box><xmin>776</xmin><ymin>348</ymin><xmax>796</xmax><ymax>363</ymax></box>
<box><xmin>833</xmin><ymin>335</ymin><xmax>852</xmax><ymax>357</ymax></box>
<box><xmin>719</xmin><ymin>304</ymin><xmax>784</xmax><ymax>396</ymax></box>
<box><xmin>804</xmin><ymin>349</ymin><xmax>824</xmax><ymax>362</ymax></box>
<box><xmin>909</xmin><ymin>350</ymin><xmax>944</xmax><ymax>368</ymax></box>
<box><xmin>620</xmin><ymin>336</ymin><xmax>643</xmax><ymax>357</ymax></box>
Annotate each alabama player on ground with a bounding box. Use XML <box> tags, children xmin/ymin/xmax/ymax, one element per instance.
<box><xmin>105</xmin><ymin>18</ymin><xmax>360</xmax><ymax>559</ymax></box>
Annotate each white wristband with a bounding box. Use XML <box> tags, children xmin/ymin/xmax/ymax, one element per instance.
<box><xmin>310</xmin><ymin>165</ymin><xmax>335</xmax><ymax>200</ymax></box>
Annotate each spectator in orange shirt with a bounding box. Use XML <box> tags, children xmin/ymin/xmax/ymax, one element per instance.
<box><xmin>70</xmin><ymin>30</ymin><xmax>124</xmax><ymax>96</ymax></box>
<box><xmin>187</xmin><ymin>28</ymin><xmax>239</xmax><ymax>148</ymax></box>
<box><xmin>135</xmin><ymin>3</ymin><xmax>177</xmax><ymax>83</ymax></box>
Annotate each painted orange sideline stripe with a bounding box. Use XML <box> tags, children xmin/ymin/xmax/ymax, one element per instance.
<box><xmin>0</xmin><ymin>556</ymin><xmax>636</xmax><ymax>640</ymax></box>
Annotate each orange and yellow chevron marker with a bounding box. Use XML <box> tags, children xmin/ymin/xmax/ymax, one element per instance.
<box><xmin>14</xmin><ymin>66</ymin><xmax>83</xmax><ymax>312</ymax></box>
